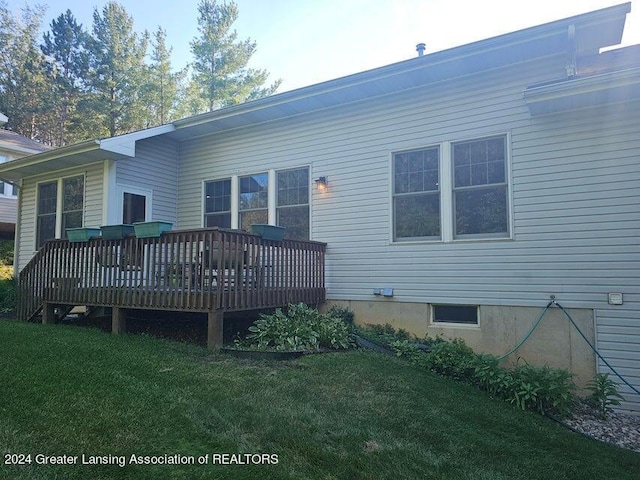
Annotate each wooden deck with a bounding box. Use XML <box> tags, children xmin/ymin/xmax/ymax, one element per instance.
<box><xmin>18</xmin><ymin>228</ymin><xmax>326</xmax><ymax>347</ymax></box>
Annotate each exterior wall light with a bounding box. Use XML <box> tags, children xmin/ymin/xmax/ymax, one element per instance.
<box><xmin>314</xmin><ymin>176</ymin><xmax>328</xmax><ymax>192</ymax></box>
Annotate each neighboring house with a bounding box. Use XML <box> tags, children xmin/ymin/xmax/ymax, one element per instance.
<box><xmin>0</xmin><ymin>113</ymin><xmax>49</xmax><ymax>239</ymax></box>
<box><xmin>0</xmin><ymin>4</ymin><xmax>639</xmax><ymax>412</ymax></box>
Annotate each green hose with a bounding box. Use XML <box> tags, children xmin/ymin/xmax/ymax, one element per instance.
<box><xmin>498</xmin><ymin>300</ymin><xmax>640</xmax><ymax>398</ymax></box>
<box><xmin>497</xmin><ymin>302</ymin><xmax>552</xmax><ymax>361</ymax></box>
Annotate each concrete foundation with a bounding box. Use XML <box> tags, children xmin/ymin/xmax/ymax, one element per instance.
<box><xmin>325</xmin><ymin>299</ymin><xmax>596</xmax><ymax>388</ymax></box>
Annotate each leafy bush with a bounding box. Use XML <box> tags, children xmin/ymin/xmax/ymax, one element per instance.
<box><xmin>245</xmin><ymin>303</ymin><xmax>352</xmax><ymax>351</ymax></box>
<box><xmin>355</xmin><ymin>323</ymin><xmax>413</xmax><ymax>348</ymax></box>
<box><xmin>586</xmin><ymin>373</ymin><xmax>624</xmax><ymax>419</ymax></box>
<box><xmin>0</xmin><ymin>277</ymin><xmax>17</xmax><ymax>314</ymax></box>
<box><xmin>424</xmin><ymin>338</ymin><xmax>476</xmax><ymax>380</ymax></box>
<box><xmin>327</xmin><ymin>305</ymin><xmax>355</xmax><ymax>326</ymax></box>
<box><xmin>508</xmin><ymin>363</ymin><xmax>575</xmax><ymax>415</ymax></box>
<box><xmin>0</xmin><ymin>240</ymin><xmax>14</xmax><ymax>266</ymax></box>
<box><xmin>379</xmin><ymin>333</ymin><xmax>576</xmax><ymax>417</ymax></box>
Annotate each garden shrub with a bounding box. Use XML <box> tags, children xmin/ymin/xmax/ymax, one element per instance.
<box><xmin>508</xmin><ymin>363</ymin><xmax>575</xmax><ymax>415</ymax></box>
<box><xmin>423</xmin><ymin>338</ymin><xmax>476</xmax><ymax>380</ymax></box>
<box><xmin>376</xmin><ymin>331</ymin><xmax>576</xmax><ymax>417</ymax></box>
<box><xmin>0</xmin><ymin>277</ymin><xmax>17</xmax><ymax>314</ymax></box>
<box><xmin>245</xmin><ymin>303</ymin><xmax>352</xmax><ymax>351</ymax></box>
<box><xmin>327</xmin><ymin>305</ymin><xmax>355</xmax><ymax>326</ymax></box>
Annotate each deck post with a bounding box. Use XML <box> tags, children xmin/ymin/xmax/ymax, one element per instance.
<box><xmin>112</xmin><ymin>307</ymin><xmax>127</xmax><ymax>335</ymax></box>
<box><xmin>207</xmin><ymin>310</ymin><xmax>224</xmax><ymax>349</ymax></box>
<box><xmin>42</xmin><ymin>303</ymin><xmax>55</xmax><ymax>324</ymax></box>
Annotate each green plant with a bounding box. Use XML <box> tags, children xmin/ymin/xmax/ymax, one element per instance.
<box><xmin>355</xmin><ymin>323</ymin><xmax>413</xmax><ymax>348</ymax></box>
<box><xmin>586</xmin><ymin>373</ymin><xmax>624</xmax><ymax>419</ymax></box>
<box><xmin>424</xmin><ymin>338</ymin><xmax>475</xmax><ymax>380</ymax></box>
<box><xmin>246</xmin><ymin>303</ymin><xmax>352</xmax><ymax>351</ymax></box>
<box><xmin>327</xmin><ymin>305</ymin><xmax>355</xmax><ymax>326</ymax></box>
<box><xmin>0</xmin><ymin>277</ymin><xmax>17</xmax><ymax>314</ymax></box>
<box><xmin>508</xmin><ymin>363</ymin><xmax>575</xmax><ymax>415</ymax></box>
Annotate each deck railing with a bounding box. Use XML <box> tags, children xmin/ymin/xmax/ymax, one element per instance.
<box><xmin>17</xmin><ymin>228</ymin><xmax>326</xmax><ymax>321</ymax></box>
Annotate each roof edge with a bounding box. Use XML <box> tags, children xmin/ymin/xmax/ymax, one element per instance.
<box><xmin>174</xmin><ymin>2</ymin><xmax>632</xmax><ymax>131</ymax></box>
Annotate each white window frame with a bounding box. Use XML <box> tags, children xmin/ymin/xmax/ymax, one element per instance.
<box><xmin>0</xmin><ymin>155</ymin><xmax>17</xmax><ymax>199</ymax></box>
<box><xmin>390</xmin><ymin>132</ymin><xmax>513</xmax><ymax>245</ymax></box>
<box><xmin>202</xmin><ymin>166</ymin><xmax>312</xmax><ymax>239</ymax></box>
<box><xmin>116</xmin><ymin>184</ymin><xmax>152</xmax><ymax>223</ymax></box>
<box><xmin>35</xmin><ymin>173</ymin><xmax>86</xmax><ymax>247</ymax></box>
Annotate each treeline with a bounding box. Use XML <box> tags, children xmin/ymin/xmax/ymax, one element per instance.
<box><xmin>0</xmin><ymin>0</ymin><xmax>280</xmax><ymax>147</ymax></box>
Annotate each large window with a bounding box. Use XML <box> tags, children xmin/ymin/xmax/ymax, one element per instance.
<box><xmin>277</xmin><ymin>168</ymin><xmax>309</xmax><ymax>240</ymax></box>
<box><xmin>204</xmin><ymin>167</ymin><xmax>311</xmax><ymax>239</ymax></box>
<box><xmin>36</xmin><ymin>175</ymin><xmax>85</xmax><ymax>248</ymax></box>
<box><xmin>204</xmin><ymin>179</ymin><xmax>231</xmax><ymax>228</ymax></box>
<box><xmin>239</xmin><ymin>173</ymin><xmax>268</xmax><ymax>231</ymax></box>
<box><xmin>392</xmin><ymin>135</ymin><xmax>510</xmax><ymax>243</ymax></box>
<box><xmin>453</xmin><ymin>136</ymin><xmax>508</xmax><ymax>237</ymax></box>
<box><xmin>62</xmin><ymin>176</ymin><xmax>84</xmax><ymax>236</ymax></box>
<box><xmin>393</xmin><ymin>147</ymin><xmax>440</xmax><ymax>241</ymax></box>
<box><xmin>37</xmin><ymin>181</ymin><xmax>58</xmax><ymax>248</ymax></box>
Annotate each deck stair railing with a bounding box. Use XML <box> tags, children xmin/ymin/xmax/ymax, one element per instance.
<box><xmin>17</xmin><ymin>227</ymin><xmax>326</xmax><ymax>321</ymax></box>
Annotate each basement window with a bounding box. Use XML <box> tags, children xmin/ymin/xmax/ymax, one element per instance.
<box><xmin>432</xmin><ymin>305</ymin><xmax>478</xmax><ymax>325</ymax></box>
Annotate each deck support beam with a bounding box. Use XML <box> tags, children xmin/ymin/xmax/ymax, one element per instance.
<box><xmin>207</xmin><ymin>310</ymin><xmax>224</xmax><ymax>349</ymax></box>
<box><xmin>42</xmin><ymin>303</ymin><xmax>55</xmax><ymax>324</ymax></box>
<box><xmin>112</xmin><ymin>307</ymin><xmax>127</xmax><ymax>335</ymax></box>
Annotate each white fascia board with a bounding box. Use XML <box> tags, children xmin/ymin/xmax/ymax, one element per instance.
<box><xmin>98</xmin><ymin>124</ymin><xmax>176</xmax><ymax>156</ymax></box>
<box><xmin>0</xmin><ymin>112</ymin><xmax>8</xmax><ymax>125</ymax></box>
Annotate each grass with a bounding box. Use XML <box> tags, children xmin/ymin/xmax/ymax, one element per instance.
<box><xmin>0</xmin><ymin>320</ymin><xmax>638</xmax><ymax>480</ymax></box>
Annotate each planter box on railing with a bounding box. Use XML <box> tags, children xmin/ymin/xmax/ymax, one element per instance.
<box><xmin>66</xmin><ymin>227</ymin><xmax>101</xmax><ymax>242</ymax></box>
<box><xmin>100</xmin><ymin>224</ymin><xmax>135</xmax><ymax>240</ymax></box>
<box><xmin>133</xmin><ymin>221</ymin><xmax>173</xmax><ymax>238</ymax></box>
<box><xmin>251</xmin><ymin>224</ymin><xmax>285</xmax><ymax>241</ymax></box>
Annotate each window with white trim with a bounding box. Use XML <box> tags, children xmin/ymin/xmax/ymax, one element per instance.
<box><xmin>453</xmin><ymin>136</ymin><xmax>508</xmax><ymax>238</ymax></box>
<box><xmin>239</xmin><ymin>173</ymin><xmax>268</xmax><ymax>231</ymax></box>
<box><xmin>393</xmin><ymin>146</ymin><xmax>440</xmax><ymax>241</ymax></box>
<box><xmin>204</xmin><ymin>167</ymin><xmax>311</xmax><ymax>239</ymax></box>
<box><xmin>36</xmin><ymin>174</ymin><xmax>85</xmax><ymax>248</ymax></box>
<box><xmin>277</xmin><ymin>167</ymin><xmax>309</xmax><ymax>240</ymax></box>
<box><xmin>0</xmin><ymin>155</ymin><xmax>16</xmax><ymax>198</ymax></box>
<box><xmin>392</xmin><ymin>134</ymin><xmax>510</xmax><ymax>242</ymax></box>
<box><xmin>204</xmin><ymin>178</ymin><xmax>231</xmax><ymax>228</ymax></box>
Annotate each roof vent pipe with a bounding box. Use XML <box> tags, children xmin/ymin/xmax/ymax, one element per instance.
<box><xmin>416</xmin><ymin>43</ymin><xmax>426</xmax><ymax>57</ymax></box>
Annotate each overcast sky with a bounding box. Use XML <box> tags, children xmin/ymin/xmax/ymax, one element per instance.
<box><xmin>5</xmin><ymin>0</ymin><xmax>640</xmax><ymax>92</ymax></box>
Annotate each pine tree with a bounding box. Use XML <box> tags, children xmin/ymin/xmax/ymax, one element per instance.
<box><xmin>84</xmin><ymin>1</ymin><xmax>148</xmax><ymax>137</ymax></box>
<box><xmin>189</xmin><ymin>0</ymin><xmax>280</xmax><ymax>113</ymax></box>
<box><xmin>143</xmin><ymin>27</ymin><xmax>185</xmax><ymax>126</ymax></box>
<box><xmin>0</xmin><ymin>1</ymin><xmax>51</xmax><ymax>142</ymax></box>
<box><xmin>41</xmin><ymin>10</ymin><xmax>90</xmax><ymax>146</ymax></box>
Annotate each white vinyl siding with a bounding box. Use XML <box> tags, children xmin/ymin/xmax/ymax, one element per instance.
<box><xmin>18</xmin><ymin>162</ymin><xmax>103</xmax><ymax>269</ymax></box>
<box><xmin>116</xmin><ymin>137</ymin><xmax>178</xmax><ymax>225</ymax></box>
<box><xmin>173</xmin><ymin>54</ymin><xmax>638</xmax><ymax>412</ymax></box>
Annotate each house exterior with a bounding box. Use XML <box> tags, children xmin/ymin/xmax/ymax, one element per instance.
<box><xmin>0</xmin><ymin>113</ymin><xmax>49</xmax><ymax>239</ymax></box>
<box><xmin>0</xmin><ymin>4</ymin><xmax>638</xmax><ymax>413</ymax></box>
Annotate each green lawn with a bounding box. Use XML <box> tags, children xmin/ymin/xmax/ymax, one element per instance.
<box><xmin>1</xmin><ymin>320</ymin><xmax>638</xmax><ymax>480</ymax></box>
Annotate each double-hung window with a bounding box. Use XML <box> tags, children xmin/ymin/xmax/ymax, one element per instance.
<box><xmin>392</xmin><ymin>135</ymin><xmax>509</xmax><ymax>242</ymax></box>
<box><xmin>36</xmin><ymin>174</ymin><xmax>85</xmax><ymax>248</ymax></box>
<box><xmin>204</xmin><ymin>167</ymin><xmax>311</xmax><ymax>240</ymax></box>
<box><xmin>277</xmin><ymin>167</ymin><xmax>309</xmax><ymax>240</ymax></box>
<box><xmin>238</xmin><ymin>173</ymin><xmax>268</xmax><ymax>231</ymax></box>
<box><xmin>452</xmin><ymin>136</ymin><xmax>508</xmax><ymax>238</ymax></box>
<box><xmin>204</xmin><ymin>179</ymin><xmax>231</xmax><ymax>228</ymax></box>
<box><xmin>393</xmin><ymin>147</ymin><xmax>440</xmax><ymax>241</ymax></box>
